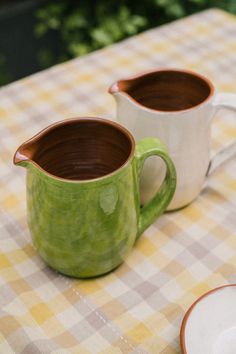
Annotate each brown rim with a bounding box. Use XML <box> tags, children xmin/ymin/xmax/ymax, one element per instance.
<box><xmin>13</xmin><ymin>117</ymin><xmax>136</xmax><ymax>183</ymax></box>
<box><xmin>109</xmin><ymin>67</ymin><xmax>215</xmax><ymax>114</ymax></box>
<box><xmin>180</xmin><ymin>284</ymin><xmax>236</xmax><ymax>353</ymax></box>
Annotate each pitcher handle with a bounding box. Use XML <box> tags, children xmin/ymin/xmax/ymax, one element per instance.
<box><xmin>135</xmin><ymin>138</ymin><xmax>176</xmax><ymax>237</ymax></box>
<box><xmin>207</xmin><ymin>93</ymin><xmax>236</xmax><ymax>176</ymax></box>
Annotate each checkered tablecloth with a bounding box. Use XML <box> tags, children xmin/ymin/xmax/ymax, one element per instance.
<box><xmin>1</xmin><ymin>8</ymin><xmax>236</xmax><ymax>353</ymax></box>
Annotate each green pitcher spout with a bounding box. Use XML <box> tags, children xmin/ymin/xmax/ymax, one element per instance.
<box><xmin>13</xmin><ymin>140</ymin><xmax>35</xmax><ymax>168</ymax></box>
<box><xmin>14</xmin><ymin>124</ymin><xmax>49</xmax><ymax>169</ymax></box>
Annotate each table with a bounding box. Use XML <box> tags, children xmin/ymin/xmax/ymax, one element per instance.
<box><xmin>1</xmin><ymin>8</ymin><xmax>236</xmax><ymax>354</ymax></box>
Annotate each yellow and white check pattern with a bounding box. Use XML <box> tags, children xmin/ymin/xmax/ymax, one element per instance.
<box><xmin>1</xmin><ymin>9</ymin><xmax>236</xmax><ymax>353</ymax></box>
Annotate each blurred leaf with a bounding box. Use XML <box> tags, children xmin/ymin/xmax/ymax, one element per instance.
<box><xmin>155</xmin><ymin>0</ymin><xmax>172</xmax><ymax>7</ymax></box>
<box><xmin>37</xmin><ymin>3</ymin><xmax>66</xmax><ymax>20</ymax></box>
<box><xmin>91</xmin><ymin>28</ymin><xmax>113</xmax><ymax>46</ymax></box>
<box><xmin>166</xmin><ymin>3</ymin><xmax>186</xmax><ymax>17</ymax></box>
<box><xmin>124</xmin><ymin>15</ymin><xmax>147</xmax><ymax>35</ymax></box>
<box><xmin>228</xmin><ymin>1</ymin><xmax>236</xmax><ymax>13</ymax></box>
<box><xmin>47</xmin><ymin>17</ymin><xmax>60</xmax><ymax>29</ymax></box>
<box><xmin>65</xmin><ymin>10</ymin><xmax>88</xmax><ymax>30</ymax></box>
<box><xmin>35</xmin><ymin>2</ymin><xmax>66</xmax><ymax>36</ymax></box>
<box><xmin>68</xmin><ymin>42</ymin><xmax>91</xmax><ymax>56</ymax></box>
<box><xmin>35</xmin><ymin>23</ymin><xmax>47</xmax><ymax>37</ymax></box>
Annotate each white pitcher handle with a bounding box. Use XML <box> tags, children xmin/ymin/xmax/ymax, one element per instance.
<box><xmin>207</xmin><ymin>93</ymin><xmax>236</xmax><ymax>176</ymax></box>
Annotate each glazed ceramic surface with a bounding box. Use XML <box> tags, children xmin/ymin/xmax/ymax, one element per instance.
<box><xmin>180</xmin><ymin>285</ymin><xmax>236</xmax><ymax>354</ymax></box>
<box><xmin>14</xmin><ymin>118</ymin><xmax>176</xmax><ymax>278</ymax></box>
<box><xmin>109</xmin><ymin>68</ymin><xmax>236</xmax><ymax>210</ymax></box>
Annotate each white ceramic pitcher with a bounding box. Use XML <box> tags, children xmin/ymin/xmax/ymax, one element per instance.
<box><xmin>109</xmin><ymin>68</ymin><xmax>236</xmax><ymax>210</ymax></box>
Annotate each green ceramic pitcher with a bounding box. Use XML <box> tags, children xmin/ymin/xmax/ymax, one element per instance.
<box><xmin>14</xmin><ymin>117</ymin><xmax>176</xmax><ymax>278</ymax></box>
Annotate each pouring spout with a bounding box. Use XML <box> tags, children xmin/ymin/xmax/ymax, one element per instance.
<box><xmin>109</xmin><ymin>72</ymin><xmax>144</xmax><ymax>97</ymax></box>
<box><xmin>13</xmin><ymin>142</ymin><xmax>34</xmax><ymax>168</ymax></box>
<box><xmin>14</xmin><ymin>151</ymin><xmax>28</xmax><ymax>165</ymax></box>
<box><xmin>108</xmin><ymin>81</ymin><xmax>121</xmax><ymax>95</ymax></box>
<box><xmin>108</xmin><ymin>79</ymin><xmax>134</xmax><ymax>95</ymax></box>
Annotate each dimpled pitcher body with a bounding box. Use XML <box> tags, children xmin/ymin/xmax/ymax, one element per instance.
<box><xmin>26</xmin><ymin>160</ymin><xmax>138</xmax><ymax>277</ymax></box>
<box><xmin>14</xmin><ymin>118</ymin><xmax>176</xmax><ymax>277</ymax></box>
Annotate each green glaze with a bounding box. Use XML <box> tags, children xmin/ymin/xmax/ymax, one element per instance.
<box><xmin>16</xmin><ymin>138</ymin><xmax>176</xmax><ymax>278</ymax></box>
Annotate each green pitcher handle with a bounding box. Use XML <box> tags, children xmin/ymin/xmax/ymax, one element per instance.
<box><xmin>135</xmin><ymin>138</ymin><xmax>176</xmax><ymax>237</ymax></box>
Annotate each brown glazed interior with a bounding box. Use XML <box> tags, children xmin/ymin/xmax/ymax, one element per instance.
<box><xmin>118</xmin><ymin>70</ymin><xmax>212</xmax><ymax>111</ymax></box>
<box><xmin>17</xmin><ymin>118</ymin><xmax>133</xmax><ymax>180</ymax></box>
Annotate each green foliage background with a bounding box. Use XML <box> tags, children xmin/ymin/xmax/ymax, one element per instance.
<box><xmin>1</xmin><ymin>0</ymin><xmax>236</xmax><ymax>86</ymax></box>
<box><xmin>35</xmin><ymin>0</ymin><xmax>236</xmax><ymax>68</ymax></box>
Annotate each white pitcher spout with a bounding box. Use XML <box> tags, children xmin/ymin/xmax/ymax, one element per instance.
<box><xmin>108</xmin><ymin>82</ymin><xmax>120</xmax><ymax>94</ymax></box>
<box><xmin>108</xmin><ymin>79</ymin><xmax>139</xmax><ymax>111</ymax></box>
<box><xmin>108</xmin><ymin>78</ymin><xmax>134</xmax><ymax>96</ymax></box>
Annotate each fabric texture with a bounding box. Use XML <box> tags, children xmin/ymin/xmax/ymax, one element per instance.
<box><xmin>0</xmin><ymin>9</ymin><xmax>236</xmax><ymax>353</ymax></box>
